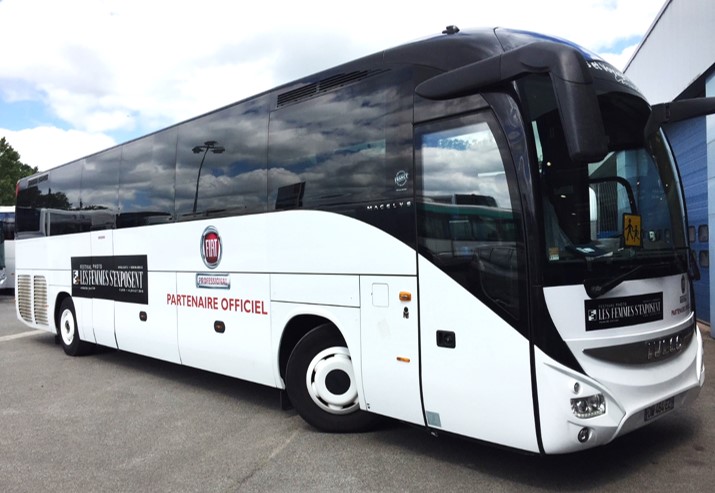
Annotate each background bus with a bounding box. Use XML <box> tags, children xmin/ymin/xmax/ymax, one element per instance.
<box><xmin>0</xmin><ymin>205</ymin><xmax>16</xmax><ymax>291</ymax></box>
<box><xmin>12</xmin><ymin>27</ymin><xmax>710</xmax><ymax>454</ymax></box>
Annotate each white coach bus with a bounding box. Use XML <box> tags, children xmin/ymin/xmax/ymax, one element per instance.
<box><xmin>0</xmin><ymin>205</ymin><xmax>16</xmax><ymax>290</ymax></box>
<box><xmin>14</xmin><ymin>27</ymin><xmax>712</xmax><ymax>454</ymax></box>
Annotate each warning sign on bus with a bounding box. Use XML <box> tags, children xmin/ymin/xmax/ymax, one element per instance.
<box><xmin>623</xmin><ymin>213</ymin><xmax>642</xmax><ymax>247</ymax></box>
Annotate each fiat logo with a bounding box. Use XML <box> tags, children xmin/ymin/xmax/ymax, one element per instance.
<box><xmin>200</xmin><ymin>226</ymin><xmax>222</xmax><ymax>269</ymax></box>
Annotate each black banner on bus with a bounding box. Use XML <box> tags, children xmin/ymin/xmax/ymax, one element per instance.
<box><xmin>71</xmin><ymin>255</ymin><xmax>148</xmax><ymax>304</ymax></box>
<box><xmin>584</xmin><ymin>292</ymin><xmax>663</xmax><ymax>331</ymax></box>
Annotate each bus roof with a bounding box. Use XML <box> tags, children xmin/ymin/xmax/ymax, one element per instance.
<box><xmin>19</xmin><ymin>27</ymin><xmax>617</xmax><ymax>179</ymax></box>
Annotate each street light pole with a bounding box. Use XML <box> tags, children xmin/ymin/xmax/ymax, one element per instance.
<box><xmin>192</xmin><ymin>140</ymin><xmax>225</xmax><ymax>214</ymax></box>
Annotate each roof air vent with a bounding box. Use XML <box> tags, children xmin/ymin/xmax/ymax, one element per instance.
<box><xmin>277</xmin><ymin>69</ymin><xmax>387</xmax><ymax>108</ymax></box>
<box><xmin>442</xmin><ymin>25</ymin><xmax>460</xmax><ymax>35</ymax></box>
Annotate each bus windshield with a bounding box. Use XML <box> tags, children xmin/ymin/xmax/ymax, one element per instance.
<box><xmin>524</xmin><ymin>76</ymin><xmax>689</xmax><ymax>289</ymax></box>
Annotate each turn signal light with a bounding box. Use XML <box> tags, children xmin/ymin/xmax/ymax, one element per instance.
<box><xmin>399</xmin><ymin>291</ymin><xmax>412</xmax><ymax>302</ymax></box>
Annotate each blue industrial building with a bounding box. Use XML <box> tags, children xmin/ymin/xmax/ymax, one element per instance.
<box><xmin>625</xmin><ymin>0</ymin><xmax>715</xmax><ymax>335</ymax></box>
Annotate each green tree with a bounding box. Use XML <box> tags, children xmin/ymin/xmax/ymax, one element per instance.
<box><xmin>0</xmin><ymin>137</ymin><xmax>38</xmax><ymax>205</ymax></box>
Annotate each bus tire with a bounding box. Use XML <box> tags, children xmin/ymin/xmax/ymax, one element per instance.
<box><xmin>58</xmin><ymin>298</ymin><xmax>93</xmax><ymax>357</ymax></box>
<box><xmin>286</xmin><ymin>323</ymin><xmax>378</xmax><ymax>433</ymax></box>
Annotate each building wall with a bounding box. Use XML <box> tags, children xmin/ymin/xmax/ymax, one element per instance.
<box><xmin>626</xmin><ymin>0</ymin><xmax>715</xmax><ymax>334</ymax></box>
<box><xmin>667</xmin><ymin>118</ymin><xmax>709</xmax><ymax>322</ymax></box>
<box><xmin>707</xmin><ymin>74</ymin><xmax>715</xmax><ymax>332</ymax></box>
<box><xmin>624</xmin><ymin>0</ymin><xmax>715</xmax><ymax>103</ymax></box>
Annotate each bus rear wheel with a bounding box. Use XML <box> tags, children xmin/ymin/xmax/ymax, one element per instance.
<box><xmin>286</xmin><ymin>323</ymin><xmax>378</xmax><ymax>433</ymax></box>
<box><xmin>58</xmin><ymin>298</ymin><xmax>94</xmax><ymax>356</ymax></box>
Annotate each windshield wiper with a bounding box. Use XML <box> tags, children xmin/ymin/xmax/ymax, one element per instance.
<box><xmin>584</xmin><ymin>265</ymin><xmax>644</xmax><ymax>299</ymax></box>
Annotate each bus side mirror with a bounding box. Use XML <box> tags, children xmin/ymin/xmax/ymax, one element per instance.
<box><xmin>416</xmin><ymin>41</ymin><xmax>609</xmax><ymax>163</ymax></box>
<box><xmin>645</xmin><ymin>97</ymin><xmax>715</xmax><ymax>139</ymax></box>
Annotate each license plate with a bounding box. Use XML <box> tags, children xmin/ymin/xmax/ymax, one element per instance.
<box><xmin>644</xmin><ymin>397</ymin><xmax>675</xmax><ymax>422</ymax></box>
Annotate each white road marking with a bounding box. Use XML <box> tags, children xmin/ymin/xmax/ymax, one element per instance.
<box><xmin>0</xmin><ymin>331</ymin><xmax>43</xmax><ymax>343</ymax></box>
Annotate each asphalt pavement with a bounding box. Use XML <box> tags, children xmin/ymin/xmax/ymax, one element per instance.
<box><xmin>1</xmin><ymin>291</ymin><xmax>714</xmax><ymax>492</ymax></box>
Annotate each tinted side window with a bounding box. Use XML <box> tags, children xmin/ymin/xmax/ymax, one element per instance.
<box><xmin>268</xmin><ymin>72</ymin><xmax>409</xmax><ymax>210</ymax></box>
<box><xmin>119</xmin><ymin>129</ymin><xmax>177</xmax><ymax>227</ymax></box>
<box><xmin>175</xmin><ymin>97</ymin><xmax>269</xmax><ymax>220</ymax></box>
<box><xmin>47</xmin><ymin>161</ymin><xmax>86</xmax><ymax>235</ymax></box>
<box><xmin>18</xmin><ymin>149</ymin><xmax>121</xmax><ymax>237</ymax></box>
<box><xmin>416</xmin><ymin>111</ymin><xmax>525</xmax><ymax>325</ymax></box>
<box><xmin>268</xmin><ymin>70</ymin><xmax>415</xmax><ymax>245</ymax></box>
<box><xmin>0</xmin><ymin>214</ymin><xmax>14</xmax><ymax>240</ymax></box>
<box><xmin>16</xmin><ymin>173</ymin><xmax>50</xmax><ymax>236</ymax></box>
<box><xmin>81</xmin><ymin>148</ymin><xmax>120</xmax><ymax>231</ymax></box>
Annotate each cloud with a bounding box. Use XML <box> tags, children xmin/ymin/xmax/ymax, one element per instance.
<box><xmin>0</xmin><ymin>126</ymin><xmax>116</xmax><ymax>171</ymax></box>
<box><xmin>0</xmin><ymin>0</ymin><xmax>665</xmax><ymax>173</ymax></box>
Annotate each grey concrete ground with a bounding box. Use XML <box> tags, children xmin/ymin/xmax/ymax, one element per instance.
<box><xmin>1</xmin><ymin>290</ymin><xmax>714</xmax><ymax>492</ymax></box>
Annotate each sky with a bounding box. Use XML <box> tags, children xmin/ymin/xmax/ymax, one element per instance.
<box><xmin>0</xmin><ymin>0</ymin><xmax>666</xmax><ymax>172</ymax></box>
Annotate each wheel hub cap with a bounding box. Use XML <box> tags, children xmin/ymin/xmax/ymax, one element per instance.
<box><xmin>306</xmin><ymin>347</ymin><xmax>359</xmax><ymax>415</ymax></box>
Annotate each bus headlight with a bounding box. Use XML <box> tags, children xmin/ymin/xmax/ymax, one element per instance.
<box><xmin>571</xmin><ymin>394</ymin><xmax>605</xmax><ymax>418</ymax></box>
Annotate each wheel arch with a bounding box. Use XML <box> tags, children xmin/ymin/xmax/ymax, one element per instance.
<box><xmin>278</xmin><ymin>314</ymin><xmax>345</xmax><ymax>381</ymax></box>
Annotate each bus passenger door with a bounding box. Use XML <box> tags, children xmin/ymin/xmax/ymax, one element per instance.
<box><xmin>414</xmin><ymin>107</ymin><xmax>538</xmax><ymax>452</ymax></box>
<box><xmin>91</xmin><ymin>230</ymin><xmax>117</xmax><ymax>348</ymax></box>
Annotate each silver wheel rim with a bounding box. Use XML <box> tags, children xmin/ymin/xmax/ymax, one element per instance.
<box><xmin>306</xmin><ymin>346</ymin><xmax>359</xmax><ymax>415</ymax></box>
<box><xmin>60</xmin><ymin>309</ymin><xmax>75</xmax><ymax>346</ymax></box>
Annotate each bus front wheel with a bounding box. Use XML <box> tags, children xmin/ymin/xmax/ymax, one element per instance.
<box><xmin>286</xmin><ymin>323</ymin><xmax>378</xmax><ymax>433</ymax></box>
<box><xmin>58</xmin><ymin>298</ymin><xmax>94</xmax><ymax>356</ymax></box>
